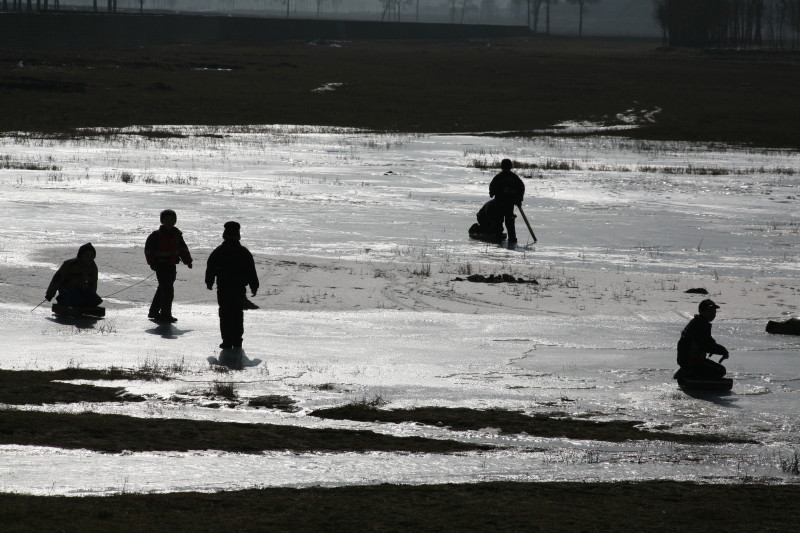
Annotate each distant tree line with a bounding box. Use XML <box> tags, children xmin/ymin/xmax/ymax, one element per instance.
<box><xmin>0</xmin><ymin>0</ymin><xmax>604</xmax><ymax>35</ymax></box>
<box><xmin>654</xmin><ymin>0</ymin><xmax>800</xmax><ymax>48</ymax></box>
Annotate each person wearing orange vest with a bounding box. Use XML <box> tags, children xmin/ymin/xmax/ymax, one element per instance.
<box><xmin>144</xmin><ymin>209</ymin><xmax>192</xmax><ymax>323</ymax></box>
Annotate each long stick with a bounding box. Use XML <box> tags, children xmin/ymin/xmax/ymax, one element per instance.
<box><xmin>30</xmin><ymin>299</ymin><xmax>47</xmax><ymax>313</ymax></box>
<box><xmin>517</xmin><ymin>205</ymin><xmax>537</xmax><ymax>243</ymax></box>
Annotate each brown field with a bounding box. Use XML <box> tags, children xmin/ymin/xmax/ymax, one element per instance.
<box><xmin>1</xmin><ymin>38</ymin><xmax>799</xmax><ymax>148</ymax></box>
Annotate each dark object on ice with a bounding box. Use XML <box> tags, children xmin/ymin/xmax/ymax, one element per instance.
<box><xmin>489</xmin><ymin>159</ymin><xmax>525</xmax><ymax>242</ymax></box>
<box><xmin>453</xmin><ymin>274</ymin><xmax>538</xmax><ymax>284</ymax></box>
<box><xmin>206</xmin><ymin>221</ymin><xmax>260</xmax><ymax>350</ymax></box>
<box><xmin>468</xmin><ymin>222</ymin><xmax>506</xmax><ymax>242</ymax></box>
<box><xmin>765</xmin><ymin>317</ymin><xmax>800</xmax><ymax>336</ymax></box>
<box><xmin>685</xmin><ymin>288</ymin><xmax>709</xmax><ymax>294</ymax></box>
<box><xmin>469</xmin><ymin>198</ymin><xmax>506</xmax><ymax>242</ymax></box>
<box><xmin>51</xmin><ymin>303</ymin><xmax>105</xmax><ymax>318</ymax></box>
<box><xmin>676</xmin><ymin>300</ymin><xmax>728</xmax><ymax>379</ymax></box>
<box><xmin>673</xmin><ymin>368</ymin><xmax>733</xmax><ymax>391</ymax></box>
<box><xmin>242</xmin><ymin>297</ymin><xmax>260</xmax><ymax>310</ymax></box>
<box><xmin>45</xmin><ymin>243</ymin><xmax>102</xmax><ymax>308</ymax></box>
<box><xmin>145</xmin><ymin>209</ymin><xmax>193</xmax><ymax>321</ymax></box>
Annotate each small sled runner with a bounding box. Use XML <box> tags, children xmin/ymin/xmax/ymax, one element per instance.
<box><xmin>468</xmin><ymin>223</ymin><xmax>505</xmax><ymax>243</ymax></box>
<box><xmin>51</xmin><ymin>303</ymin><xmax>105</xmax><ymax>318</ymax></box>
<box><xmin>673</xmin><ymin>369</ymin><xmax>733</xmax><ymax>391</ymax></box>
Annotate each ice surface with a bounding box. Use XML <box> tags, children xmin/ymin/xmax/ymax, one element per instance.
<box><xmin>0</xmin><ymin>125</ymin><xmax>798</xmax><ymax>495</ymax></box>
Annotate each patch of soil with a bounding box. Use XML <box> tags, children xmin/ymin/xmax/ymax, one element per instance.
<box><xmin>248</xmin><ymin>394</ymin><xmax>300</xmax><ymax>412</ymax></box>
<box><xmin>2</xmin><ymin>481</ymin><xmax>798</xmax><ymax>532</ymax></box>
<box><xmin>0</xmin><ymin>369</ymin><xmax>147</xmax><ymax>405</ymax></box>
<box><xmin>0</xmin><ymin>410</ymin><xmax>486</xmax><ymax>454</ymax></box>
<box><xmin>310</xmin><ymin>405</ymin><xmax>751</xmax><ymax>444</ymax></box>
<box><xmin>1</xmin><ymin>39</ymin><xmax>799</xmax><ymax>149</ymax></box>
<box><xmin>453</xmin><ymin>273</ymin><xmax>539</xmax><ymax>284</ymax></box>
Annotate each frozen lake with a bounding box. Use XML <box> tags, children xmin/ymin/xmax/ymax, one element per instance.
<box><xmin>1</xmin><ymin>125</ymin><xmax>798</xmax><ymax>495</ymax></box>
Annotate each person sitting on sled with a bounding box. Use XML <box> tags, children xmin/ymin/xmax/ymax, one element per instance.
<box><xmin>489</xmin><ymin>159</ymin><xmax>525</xmax><ymax>243</ymax></box>
<box><xmin>676</xmin><ymin>299</ymin><xmax>729</xmax><ymax>379</ymax></box>
<box><xmin>45</xmin><ymin>243</ymin><xmax>102</xmax><ymax>308</ymax></box>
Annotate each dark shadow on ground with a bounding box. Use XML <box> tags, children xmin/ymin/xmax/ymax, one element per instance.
<box><xmin>0</xmin><ymin>369</ymin><xmax>146</xmax><ymax>404</ymax></box>
<box><xmin>680</xmin><ymin>388</ymin><xmax>739</xmax><ymax>407</ymax></box>
<box><xmin>45</xmin><ymin>315</ymin><xmax>101</xmax><ymax>330</ymax></box>
<box><xmin>0</xmin><ymin>410</ymin><xmax>486</xmax><ymax>454</ymax></box>
<box><xmin>310</xmin><ymin>405</ymin><xmax>753</xmax><ymax>444</ymax></box>
<box><xmin>207</xmin><ymin>349</ymin><xmax>263</xmax><ymax>370</ymax></box>
<box><xmin>145</xmin><ymin>323</ymin><xmax>191</xmax><ymax>339</ymax></box>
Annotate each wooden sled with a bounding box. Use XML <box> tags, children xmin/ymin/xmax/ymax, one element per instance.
<box><xmin>52</xmin><ymin>303</ymin><xmax>105</xmax><ymax>318</ymax></box>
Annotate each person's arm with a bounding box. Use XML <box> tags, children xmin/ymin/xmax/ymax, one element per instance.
<box><xmin>45</xmin><ymin>263</ymin><xmax>66</xmax><ymax>300</ymax></box>
<box><xmin>177</xmin><ymin>231</ymin><xmax>193</xmax><ymax>268</ymax></box>
<box><xmin>247</xmin><ymin>250</ymin><xmax>259</xmax><ymax>296</ymax></box>
<box><xmin>88</xmin><ymin>264</ymin><xmax>98</xmax><ymax>294</ymax></box>
<box><xmin>144</xmin><ymin>232</ymin><xmax>157</xmax><ymax>269</ymax></box>
<box><xmin>205</xmin><ymin>250</ymin><xmax>217</xmax><ymax>289</ymax></box>
<box><xmin>708</xmin><ymin>335</ymin><xmax>729</xmax><ymax>359</ymax></box>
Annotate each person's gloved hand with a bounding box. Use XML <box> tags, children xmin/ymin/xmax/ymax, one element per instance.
<box><xmin>207</xmin><ymin>284</ymin><xmax>213</xmax><ymax>291</ymax></box>
<box><xmin>45</xmin><ymin>294</ymin><xmax>53</xmax><ymax>302</ymax></box>
<box><xmin>187</xmin><ymin>262</ymin><xmax>193</xmax><ymax>269</ymax></box>
<box><xmin>150</xmin><ymin>264</ymin><xmax>156</xmax><ymax>271</ymax></box>
<box><xmin>251</xmin><ymin>289</ymin><xmax>258</xmax><ymax>297</ymax></box>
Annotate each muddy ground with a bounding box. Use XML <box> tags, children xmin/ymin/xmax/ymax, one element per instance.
<box><xmin>1</xmin><ymin>38</ymin><xmax>799</xmax><ymax>148</ymax></box>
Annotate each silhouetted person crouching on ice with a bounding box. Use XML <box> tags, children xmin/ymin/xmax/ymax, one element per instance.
<box><xmin>45</xmin><ymin>243</ymin><xmax>102</xmax><ymax>308</ymax></box>
<box><xmin>676</xmin><ymin>299</ymin><xmax>729</xmax><ymax>379</ymax></box>
<box><xmin>471</xmin><ymin>198</ymin><xmax>506</xmax><ymax>241</ymax></box>
<box><xmin>206</xmin><ymin>221</ymin><xmax>259</xmax><ymax>350</ymax></box>
<box><xmin>489</xmin><ymin>159</ymin><xmax>525</xmax><ymax>243</ymax></box>
<box><xmin>145</xmin><ymin>209</ymin><xmax>193</xmax><ymax>323</ymax></box>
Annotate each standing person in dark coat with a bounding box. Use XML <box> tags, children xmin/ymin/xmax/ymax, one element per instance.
<box><xmin>45</xmin><ymin>243</ymin><xmax>102</xmax><ymax>308</ymax></box>
<box><xmin>145</xmin><ymin>209</ymin><xmax>193</xmax><ymax>323</ymax></box>
<box><xmin>489</xmin><ymin>159</ymin><xmax>525</xmax><ymax>243</ymax></box>
<box><xmin>205</xmin><ymin>221</ymin><xmax>259</xmax><ymax>349</ymax></box>
<box><xmin>676</xmin><ymin>299</ymin><xmax>729</xmax><ymax>379</ymax></box>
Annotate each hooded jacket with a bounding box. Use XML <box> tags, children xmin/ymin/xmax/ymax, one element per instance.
<box><xmin>46</xmin><ymin>243</ymin><xmax>98</xmax><ymax>299</ymax></box>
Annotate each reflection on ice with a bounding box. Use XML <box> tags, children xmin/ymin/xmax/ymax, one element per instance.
<box><xmin>0</xmin><ymin>126</ymin><xmax>798</xmax><ymax>494</ymax></box>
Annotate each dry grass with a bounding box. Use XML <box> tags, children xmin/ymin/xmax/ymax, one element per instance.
<box><xmin>1</xmin><ymin>39</ymin><xmax>799</xmax><ymax>148</ymax></box>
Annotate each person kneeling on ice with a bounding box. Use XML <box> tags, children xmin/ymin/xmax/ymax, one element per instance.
<box><xmin>45</xmin><ymin>243</ymin><xmax>102</xmax><ymax>308</ymax></box>
<box><xmin>205</xmin><ymin>221</ymin><xmax>259</xmax><ymax>350</ymax></box>
<box><xmin>472</xmin><ymin>198</ymin><xmax>506</xmax><ymax>240</ymax></box>
<box><xmin>676</xmin><ymin>299</ymin><xmax>729</xmax><ymax>379</ymax></box>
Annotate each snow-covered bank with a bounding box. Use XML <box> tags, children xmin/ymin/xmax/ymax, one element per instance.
<box><xmin>1</xmin><ymin>126</ymin><xmax>798</xmax><ymax>494</ymax></box>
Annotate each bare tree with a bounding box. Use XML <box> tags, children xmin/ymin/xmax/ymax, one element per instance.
<box><xmin>567</xmin><ymin>0</ymin><xmax>601</xmax><ymax>37</ymax></box>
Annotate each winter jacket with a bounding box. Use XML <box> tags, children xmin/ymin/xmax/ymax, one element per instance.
<box><xmin>476</xmin><ymin>198</ymin><xmax>504</xmax><ymax>232</ymax></box>
<box><xmin>205</xmin><ymin>240</ymin><xmax>259</xmax><ymax>293</ymax></box>
<box><xmin>489</xmin><ymin>170</ymin><xmax>525</xmax><ymax>206</ymax></box>
<box><xmin>676</xmin><ymin>315</ymin><xmax>727</xmax><ymax>368</ymax></box>
<box><xmin>46</xmin><ymin>258</ymin><xmax>98</xmax><ymax>300</ymax></box>
<box><xmin>145</xmin><ymin>226</ymin><xmax>192</xmax><ymax>268</ymax></box>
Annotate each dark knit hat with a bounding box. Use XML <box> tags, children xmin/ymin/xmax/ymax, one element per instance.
<box><xmin>223</xmin><ymin>221</ymin><xmax>241</xmax><ymax>241</ymax></box>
